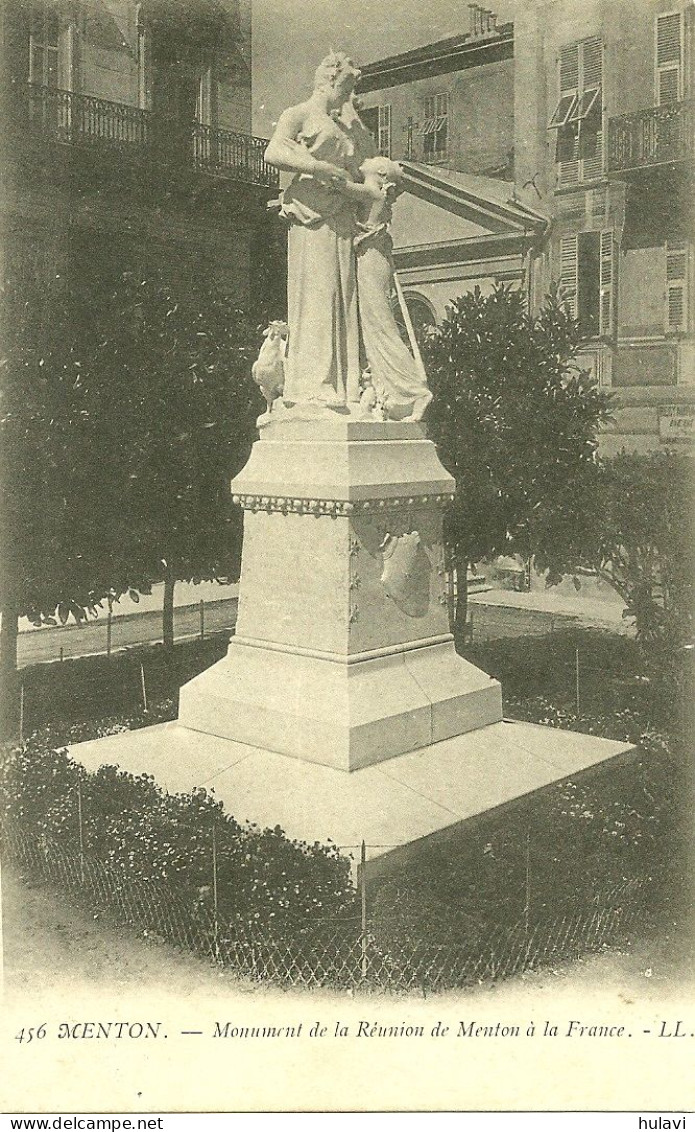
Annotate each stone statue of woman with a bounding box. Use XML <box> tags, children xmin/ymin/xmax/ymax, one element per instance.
<box><xmin>264</xmin><ymin>53</ymin><xmax>373</xmax><ymax>409</ymax></box>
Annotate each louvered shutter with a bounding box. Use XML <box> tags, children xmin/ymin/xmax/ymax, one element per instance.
<box><xmin>558</xmin><ymin>44</ymin><xmax>580</xmax><ymax>184</ymax></box>
<box><xmin>658</xmin><ymin>65</ymin><xmax>680</xmax><ymax>104</ymax></box>
<box><xmin>560</xmin><ymin>235</ymin><xmax>579</xmax><ymax>317</ymax></box>
<box><xmin>666</xmin><ymin>242</ymin><xmax>688</xmax><ymax>331</ymax></box>
<box><xmin>560</xmin><ymin>43</ymin><xmax>579</xmax><ymax>92</ymax></box>
<box><xmin>656</xmin><ymin>13</ymin><xmax>683</xmax><ymax>104</ymax></box>
<box><xmin>580</xmin><ymin>38</ymin><xmax>604</xmax><ymax>181</ymax></box>
<box><xmin>599</xmin><ymin>230</ymin><xmax>614</xmax><ymax>336</ymax></box>
<box><xmin>582</xmin><ymin>37</ymin><xmax>602</xmax><ymax>88</ymax></box>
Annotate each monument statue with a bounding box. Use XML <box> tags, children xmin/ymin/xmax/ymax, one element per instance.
<box><xmin>263</xmin><ymin>51</ymin><xmax>432</xmax><ymax>422</ymax></box>
<box><xmin>263</xmin><ymin>52</ymin><xmax>369</xmax><ymax>408</ymax></box>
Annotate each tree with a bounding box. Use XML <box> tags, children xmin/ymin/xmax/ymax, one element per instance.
<box><xmin>0</xmin><ymin>265</ymin><xmax>262</xmax><ymax>735</ymax></box>
<box><xmin>75</xmin><ymin>269</ymin><xmax>262</xmax><ymax>649</ymax></box>
<box><xmin>588</xmin><ymin>451</ymin><xmax>694</xmax><ymax>699</ymax></box>
<box><xmin>0</xmin><ymin>272</ymin><xmax>159</xmax><ymax>733</ymax></box>
<box><xmin>424</xmin><ymin>285</ymin><xmax>613</xmax><ymax>643</ymax></box>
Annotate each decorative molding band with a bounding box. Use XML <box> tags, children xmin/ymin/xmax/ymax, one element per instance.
<box><xmin>232</xmin><ymin>493</ymin><xmax>455</xmax><ymax>516</ymax></box>
<box><xmin>231</xmin><ymin>633</ymin><xmax>455</xmax><ymax>665</ymax></box>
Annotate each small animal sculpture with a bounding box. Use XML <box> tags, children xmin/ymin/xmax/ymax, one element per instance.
<box><xmin>358</xmin><ymin>368</ymin><xmax>386</xmax><ymax>420</ymax></box>
<box><xmin>252</xmin><ymin>320</ymin><xmax>288</xmax><ymax>412</ymax></box>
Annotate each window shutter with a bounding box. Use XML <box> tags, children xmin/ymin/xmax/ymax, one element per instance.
<box><xmin>582</xmin><ymin>37</ymin><xmax>602</xmax><ymax>88</ymax></box>
<box><xmin>580</xmin><ymin>38</ymin><xmax>604</xmax><ymax>181</ymax></box>
<box><xmin>656</xmin><ymin>13</ymin><xmax>683</xmax><ymax>104</ymax></box>
<box><xmin>599</xmin><ymin>230</ymin><xmax>614</xmax><ymax>336</ymax></box>
<box><xmin>560</xmin><ymin>235</ymin><xmax>579</xmax><ymax>317</ymax></box>
<box><xmin>656</xmin><ymin>13</ymin><xmax>682</xmax><ymax>65</ymax></box>
<box><xmin>560</xmin><ymin>43</ymin><xmax>579</xmax><ymax>92</ymax></box>
<box><xmin>666</xmin><ymin>242</ymin><xmax>688</xmax><ymax>331</ymax></box>
<box><xmin>558</xmin><ymin>44</ymin><xmax>579</xmax><ymax>184</ymax></box>
<box><xmin>658</xmin><ymin>65</ymin><xmax>680</xmax><ymax>105</ymax></box>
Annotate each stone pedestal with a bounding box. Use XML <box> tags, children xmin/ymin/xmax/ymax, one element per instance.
<box><xmin>178</xmin><ymin>414</ymin><xmax>503</xmax><ymax>771</ymax></box>
<box><xmin>70</xmin><ymin>411</ymin><xmax>634</xmax><ymax>878</ymax></box>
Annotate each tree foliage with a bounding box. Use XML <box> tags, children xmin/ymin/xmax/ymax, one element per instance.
<box><xmin>424</xmin><ymin>285</ymin><xmax>612</xmax><ymax>635</ymax></box>
<box><xmin>77</xmin><ymin>270</ymin><xmax>262</xmax><ymax>603</ymax></box>
<box><xmin>588</xmin><ymin>450</ymin><xmax>694</xmax><ymax>689</ymax></box>
<box><xmin>0</xmin><ymin>266</ymin><xmax>262</xmax><ymax>727</ymax></box>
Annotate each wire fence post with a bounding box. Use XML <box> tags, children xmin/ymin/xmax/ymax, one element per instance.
<box><xmin>140</xmin><ymin>662</ymin><xmax>148</xmax><ymax>713</ymax></box>
<box><xmin>77</xmin><ymin>781</ymin><xmax>86</xmax><ymax>885</ymax></box>
<box><xmin>106</xmin><ymin>603</ymin><xmax>112</xmax><ymax>658</ymax></box>
<box><xmin>200</xmin><ymin>599</ymin><xmax>205</xmax><ymax>641</ymax></box>
<box><xmin>575</xmin><ymin>645</ymin><xmax>581</xmax><ymax>716</ymax></box>
<box><xmin>360</xmin><ymin>839</ymin><xmax>368</xmax><ymax>982</ymax></box>
<box><xmin>212</xmin><ymin>822</ymin><xmax>220</xmax><ymax>963</ymax></box>
<box><xmin>18</xmin><ymin>681</ymin><xmax>25</xmax><ymax>745</ymax></box>
<box><xmin>59</xmin><ymin>646</ymin><xmax>64</xmax><ymax>663</ymax></box>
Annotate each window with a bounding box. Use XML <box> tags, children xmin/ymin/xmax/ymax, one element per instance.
<box><xmin>378</xmin><ymin>104</ymin><xmax>391</xmax><ymax>157</ymax></box>
<box><xmin>666</xmin><ymin>241</ymin><xmax>688</xmax><ymax>332</ymax></box>
<box><xmin>392</xmin><ymin>291</ymin><xmax>437</xmax><ymax>348</ymax></box>
<box><xmin>358</xmin><ymin>104</ymin><xmax>391</xmax><ymax>155</ymax></box>
<box><xmin>360</xmin><ymin>105</ymin><xmax>379</xmax><ymax>147</ymax></box>
<box><xmin>549</xmin><ymin>38</ymin><xmax>603</xmax><ymax>185</ymax></box>
<box><xmin>404</xmin><ymin>115</ymin><xmax>414</xmax><ymax>159</ymax></box>
<box><xmin>29</xmin><ymin>3</ymin><xmax>59</xmax><ymax>87</ymax></box>
<box><xmin>559</xmin><ymin>229</ymin><xmax>614</xmax><ymax>338</ymax></box>
<box><xmin>656</xmin><ymin>12</ymin><xmax>683</xmax><ymax>105</ymax></box>
<box><xmin>423</xmin><ymin>92</ymin><xmax>448</xmax><ymax>160</ymax></box>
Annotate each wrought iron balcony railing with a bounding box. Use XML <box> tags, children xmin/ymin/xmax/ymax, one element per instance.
<box><xmin>191</xmin><ymin>122</ymin><xmax>275</xmax><ymax>187</ymax></box>
<box><xmin>607</xmin><ymin>100</ymin><xmax>694</xmax><ymax>173</ymax></box>
<box><xmin>23</xmin><ymin>83</ymin><xmax>279</xmax><ymax>190</ymax></box>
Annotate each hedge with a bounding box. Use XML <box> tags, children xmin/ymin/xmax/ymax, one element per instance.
<box><xmin>1</xmin><ymin>740</ymin><xmax>357</xmax><ymax>934</ymax></box>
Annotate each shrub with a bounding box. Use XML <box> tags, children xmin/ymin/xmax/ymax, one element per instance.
<box><xmin>0</xmin><ymin>742</ymin><xmax>356</xmax><ymax>934</ymax></box>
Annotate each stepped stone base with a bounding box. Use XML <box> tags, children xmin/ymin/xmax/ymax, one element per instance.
<box><xmin>179</xmin><ymin>638</ymin><xmax>502</xmax><ymax>772</ymax></box>
<box><xmin>69</xmin><ymin>720</ymin><xmax>635</xmax><ymax>879</ymax></box>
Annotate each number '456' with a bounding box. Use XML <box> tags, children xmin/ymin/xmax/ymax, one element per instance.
<box><xmin>15</xmin><ymin>1025</ymin><xmax>47</xmax><ymax>1044</ymax></box>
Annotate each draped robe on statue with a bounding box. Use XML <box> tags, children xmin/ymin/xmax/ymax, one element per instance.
<box><xmin>278</xmin><ymin>116</ymin><xmax>363</xmax><ymax>406</ymax></box>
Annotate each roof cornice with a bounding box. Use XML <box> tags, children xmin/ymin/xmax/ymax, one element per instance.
<box><xmin>358</xmin><ymin>25</ymin><xmax>514</xmax><ymax>92</ymax></box>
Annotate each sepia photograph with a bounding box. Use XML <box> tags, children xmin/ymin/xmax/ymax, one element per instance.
<box><xmin>0</xmin><ymin>0</ymin><xmax>693</xmax><ymax>1117</ymax></box>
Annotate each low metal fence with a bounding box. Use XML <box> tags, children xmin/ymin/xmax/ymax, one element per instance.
<box><xmin>2</xmin><ymin>824</ymin><xmax>646</xmax><ymax>994</ymax></box>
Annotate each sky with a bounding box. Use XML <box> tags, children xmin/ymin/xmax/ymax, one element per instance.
<box><xmin>251</xmin><ymin>0</ymin><xmax>517</xmax><ymax>136</ymax></box>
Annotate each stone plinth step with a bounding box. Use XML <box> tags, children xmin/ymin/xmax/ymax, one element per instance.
<box><xmin>69</xmin><ymin>720</ymin><xmax>635</xmax><ymax>880</ymax></box>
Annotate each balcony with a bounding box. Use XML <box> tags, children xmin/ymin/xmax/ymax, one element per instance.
<box><xmin>21</xmin><ymin>83</ymin><xmax>279</xmax><ymax>191</ymax></box>
<box><xmin>608</xmin><ymin>101</ymin><xmax>694</xmax><ymax>174</ymax></box>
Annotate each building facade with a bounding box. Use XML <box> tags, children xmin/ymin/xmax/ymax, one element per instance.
<box><xmin>358</xmin><ymin>0</ymin><xmax>695</xmax><ymax>453</ymax></box>
<box><xmin>357</xmin><ymin>6</ymin><xmax>528</xmax><ymax>330</ymax></box>
<box><xmin>1</xmin><ymin>0</ymin><xmax>279</xmax><ymax>311</ymax></box>
<box><xmin>358</xmin><ymin>7</ymin><xmax>514</xmax><ymax>178</ymax></box>
<box><xmin>515</xmin><ymin>0</ymin><xmax>694</xmax><ymax>453</ymax></box>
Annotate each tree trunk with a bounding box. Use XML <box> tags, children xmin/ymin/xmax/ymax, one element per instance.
<box><xmin>453</xmin><ymin>548</ymin><xmax>470</xmax><ymax>653</ymax></box>
<box><xmin>0</xmin><ymin>600</ymin><xmax>20</xmax><ymax>739</ymax></box>
<box><xmin>162</xmin><ymin>567</ymin><xmax>176</xmax><ymax>650</ymax></box>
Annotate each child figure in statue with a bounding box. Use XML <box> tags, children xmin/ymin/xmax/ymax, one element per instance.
<box><xmin>343</xmin><ymin>156</ymin><xmax>433</xmax><ymax>422</ymax></box>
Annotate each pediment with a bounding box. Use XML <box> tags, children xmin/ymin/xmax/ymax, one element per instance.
<box><xmin>391</xmin><ymin>161</ymin><xmax>547</xmax><ymax>252</ymax></box>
